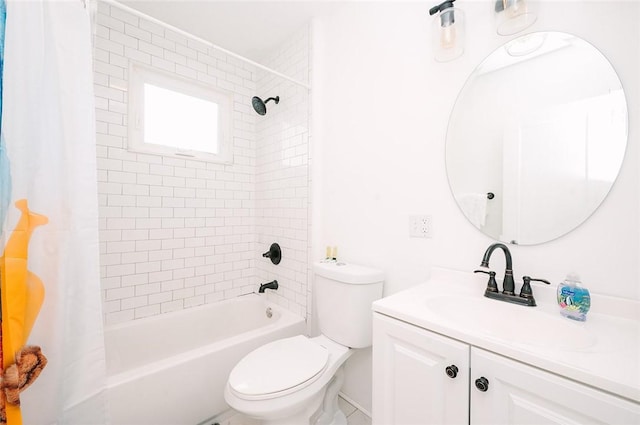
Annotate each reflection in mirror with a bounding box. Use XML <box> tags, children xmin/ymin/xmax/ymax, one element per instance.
<box><xmin>446</xmin><ymin>32</ymin><xmax>627</xmax><ymax>245</ymax></box>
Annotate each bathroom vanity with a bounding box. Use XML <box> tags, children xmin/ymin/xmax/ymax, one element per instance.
<box><xmin>371</xmin><ymin>268</ymin><xmax>640</xmax><ymax>424</ymax></box>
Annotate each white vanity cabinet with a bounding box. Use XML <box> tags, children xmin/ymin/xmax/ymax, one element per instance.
<box><xmin>372</xmin><ymin>312</ymin><xmax>469</xmax><ymax>425</ymax></box>
<box><xmin>471</xmin><ymin>347</ymin><xmax>639</xmax><ymax>424</ymax></box>
<box><xmin>372</xmin><ymin>312</ymin><xmax>640</xmax><ymax>425</ymax></box>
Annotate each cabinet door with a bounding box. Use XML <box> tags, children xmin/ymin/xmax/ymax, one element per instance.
<box><xmin>470</xmin><ymin>348</ymin><xmax>640</xmax><ymax>425</ymax></box>
<box><xmin>373</xmin><ymin>313</ymin><xmax>470</xmax><ymax>425</ymax></box>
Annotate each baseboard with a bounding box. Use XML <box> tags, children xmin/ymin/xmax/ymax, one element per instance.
<box><xmin>198</xmin><ymin>408</ymin><xmax>234</xmax><ymax>425</ymax></box>
<box><xmin>338</xmin><ymin>391</ymin><xmax>372</xmax><ymax>418</ymax></box>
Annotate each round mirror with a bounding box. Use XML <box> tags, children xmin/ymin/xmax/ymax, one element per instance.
<box><xmin>446</xmin><ymin>32</ymin><xmax>627</xmax><ymax>245</ymax></box>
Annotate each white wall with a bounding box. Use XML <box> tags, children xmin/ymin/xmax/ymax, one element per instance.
<box><xmin>311</xmin><ymin>0</ymin><xmax>639</xmax><ymax>413</ymax></box>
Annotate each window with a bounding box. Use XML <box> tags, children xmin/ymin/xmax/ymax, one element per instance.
<box><xmin>128</xmin><ymin>63</ymin><xmax>232</xmax><ymax>163</ymax></box>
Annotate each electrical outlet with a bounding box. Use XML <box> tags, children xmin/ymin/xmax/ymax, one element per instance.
<box><xmin>409</xmin><ymin>215</ymin><xmax>433</xmax><ymax>238</ymax></box>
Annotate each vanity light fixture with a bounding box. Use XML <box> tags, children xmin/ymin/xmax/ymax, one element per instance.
<box><xmin>494</xmin><ymin>0</ymin><xmax>538</xmax><ymax>36</ymax></box>
<box><xmin>429</xmin><ymin>0</ymin><xmax>465</xmax><ymax>62</ymax></box>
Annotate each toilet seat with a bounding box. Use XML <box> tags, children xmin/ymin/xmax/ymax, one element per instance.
<box><xmin>228</xmin><ymin>335</ymin><xmax>329</xmax><ymax>401</ymax></box>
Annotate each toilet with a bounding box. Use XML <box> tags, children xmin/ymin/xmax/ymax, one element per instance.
<box><xmin>224</xmin><ymin>261</ymin><xmax>384</xmax><ymax>425</ymax></box>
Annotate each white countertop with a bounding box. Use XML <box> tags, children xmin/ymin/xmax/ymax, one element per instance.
<box><xmin>372</xmin><ymin>267</ymin><xmax>640</xmax><ymax>403</ymax></box>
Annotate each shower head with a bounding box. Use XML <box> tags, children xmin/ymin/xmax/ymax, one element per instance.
<box><xmin>252</xmin><ymin>96</ymin><xmax>279</xmax><ymax>115</ymax></box>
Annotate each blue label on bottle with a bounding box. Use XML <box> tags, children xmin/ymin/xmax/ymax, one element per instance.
<box><xmin>557</xmin><ymin>285</ymin><xmax>590</xmax><ymax>314</ymax></box>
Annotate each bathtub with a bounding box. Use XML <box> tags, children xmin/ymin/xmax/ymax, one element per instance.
<box><xmin>104</xmin><ymin>294</ymin><xmax>306</xmax><ymax>425</ymax></box>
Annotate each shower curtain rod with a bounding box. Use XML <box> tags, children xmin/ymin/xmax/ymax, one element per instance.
<box><xmin>102</xmin><ymin>0</ymin><xmax>311</xmax><ymax>90</ymax></box>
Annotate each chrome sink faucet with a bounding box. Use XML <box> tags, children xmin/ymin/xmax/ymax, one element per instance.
<box><xmin>477</xmin><ymin>243</ymin><xmax>515</xmax><ymax>295</ymax></box>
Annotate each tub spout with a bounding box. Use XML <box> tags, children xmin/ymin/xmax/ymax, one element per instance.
<box><xmin>258</xmin><ymin>280</ymin><xmax>278</xmax><ymax>293</ymax></box>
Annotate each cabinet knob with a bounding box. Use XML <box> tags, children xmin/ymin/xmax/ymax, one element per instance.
<box><xmin>475</xmin><ymin>377</ymin><xmax>489</xmax><ymax>392</ymax></box>
<box><xmin>445</xmin><ymin>365</ymin><xmax>459</xmax><ymax>379</ymax></box>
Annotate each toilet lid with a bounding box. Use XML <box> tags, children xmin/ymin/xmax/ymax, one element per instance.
<box><xmin>228</xmin><ymin>335</ymin><xmax>329</xmax><ymax>399</ymax></box>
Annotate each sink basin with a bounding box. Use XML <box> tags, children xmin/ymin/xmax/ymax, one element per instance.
<box><xmin>424</xmin><ymin>295</ymin><xmax>597</xmax><ymax>350</ymax></box>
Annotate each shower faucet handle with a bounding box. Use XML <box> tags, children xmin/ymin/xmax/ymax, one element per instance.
<box><xmin>262</xmin><ymin>243</ymin><xmax>282</xmax><ymax>265</ymax></box>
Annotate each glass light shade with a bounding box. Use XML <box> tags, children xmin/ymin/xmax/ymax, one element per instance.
<box><xmin>504</xmin><ymin>32</ymin><xmax>546</xmax><ymax>56</ymax></box>
<box><xmin>431</xmin><ymin>7</ymin><xmax>465</xmax><ymax>62</ymax></box>
<box><xmin>494</xmin><ymin>0</ymin><xmax>537</xmax><ymax>36</ymax></box>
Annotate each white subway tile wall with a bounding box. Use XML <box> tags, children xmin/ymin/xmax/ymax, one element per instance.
<box><xmin>256</xmin><ymin>28</ymin><xmax>311</xmax><ymax>321</ymax></box>
<box><xmin>94</xmin><ymin>1</ymin><xmax>310</xmax><ymax>325</ymax></box>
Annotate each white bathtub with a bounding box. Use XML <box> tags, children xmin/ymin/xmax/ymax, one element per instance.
<box><xmin>105</xmin><ymin>294</ymin><xmax>305</xmax><ymax>425</ymax></box>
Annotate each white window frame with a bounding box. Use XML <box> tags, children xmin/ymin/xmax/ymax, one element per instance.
<box><xmin>128</xmin><ymin>62</ymin><xmax>233</xmax><ymax>163</ymax></box>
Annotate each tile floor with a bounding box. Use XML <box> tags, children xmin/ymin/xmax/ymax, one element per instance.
<box><xmin>214</xmin><ymin>396</ymin><xmax>371</xmax><ymax>425</ymax></box>
<box><xmin>338</xmin><ymin>397</ymin><xmax>372</xmax><ymax>425</ymax></box>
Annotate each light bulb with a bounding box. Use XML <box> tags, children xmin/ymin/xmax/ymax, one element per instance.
<box><xmin>505</xmin><ymin>0</ymin><xmax>525</xmax><ymax>18</ymax></box>
<box><xmin>431</xmin><ymin>5</ymin><xmax>464</xmax><ymax>62</ymax></box>
<box><xmin>441</xmin><ymin>23</ymin><xmax>457</xmax><ymax>50</ymax></box>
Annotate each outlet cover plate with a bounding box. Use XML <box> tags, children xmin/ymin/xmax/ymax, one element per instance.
<box><xmin>409</xmin><ymin>215</ymin><xmax>432</xmax><ymax>238</ymax></box>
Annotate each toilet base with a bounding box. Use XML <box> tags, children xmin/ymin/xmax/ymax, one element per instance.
<box><xmin>314</xmin><ymin>366</ymin><xmax>346</xmax><ymax>425</ymax></box>
<box><xmin>327</xmin><ymin>410</ymin><xmax>348</xmax><ymax>425</ymax></box>
<box><xmin>313</xmin><ymin>408</ymin><xmax>347</xmax><ymax>425</ymax></box>
<box><xmin>259</xmin><ymin>390</ymin><xmax>323</xmax><ymax>425</ymax></box>
<box><xmin>249</xmin><ymin>367</ymin><xmax>348</xmax><ymax>425</ymax></box>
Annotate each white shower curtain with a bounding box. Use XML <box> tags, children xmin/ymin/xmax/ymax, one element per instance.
<box><xmin>1</xmin><ymin>0</ymin><xmax>107</xmax><ymax>423</ymax></box>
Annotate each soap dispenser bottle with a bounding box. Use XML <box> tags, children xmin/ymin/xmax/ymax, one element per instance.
<box><xmin>557</xmin><ymin>273</ymin><xmax>590</xmax><ymax>321</ymax></box>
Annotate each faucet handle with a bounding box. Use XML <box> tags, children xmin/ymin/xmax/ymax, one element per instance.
<box><xmin>520</xmin><ymin>276</ymin><xmax>551</xmax><ymax>298</ymax></box>
<box><xmin>474</xmin><ymin>269</ymin><xmax>499</xmax><ymax>293</ymax></box>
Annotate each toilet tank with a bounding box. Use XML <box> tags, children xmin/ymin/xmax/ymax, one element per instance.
<box><xmin>314</xmin><ymin>262</ymin><xmax>384</xmax><ymax>348</ymax></box>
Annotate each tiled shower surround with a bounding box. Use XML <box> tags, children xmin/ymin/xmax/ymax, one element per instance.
<box><xmin>255</xmin><ymin>31</ymin><xmax>311</xmax><ymax>322</ymax></box>
<box><xmin>93</xmin><ymin>1</ymin><xmax>310</xmax><ymax>325</ymax></box>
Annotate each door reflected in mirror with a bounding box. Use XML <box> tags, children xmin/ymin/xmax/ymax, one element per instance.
<box><xmin>446</xmin><ymin>32</ymin><xmax>627</xmax><ymax>245</ymax></box>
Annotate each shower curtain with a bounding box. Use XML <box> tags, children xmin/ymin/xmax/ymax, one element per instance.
<box><xmin>0</xmin><ymin>0</ymin><xmax>107</xmax><ymax>423</ymax></box>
